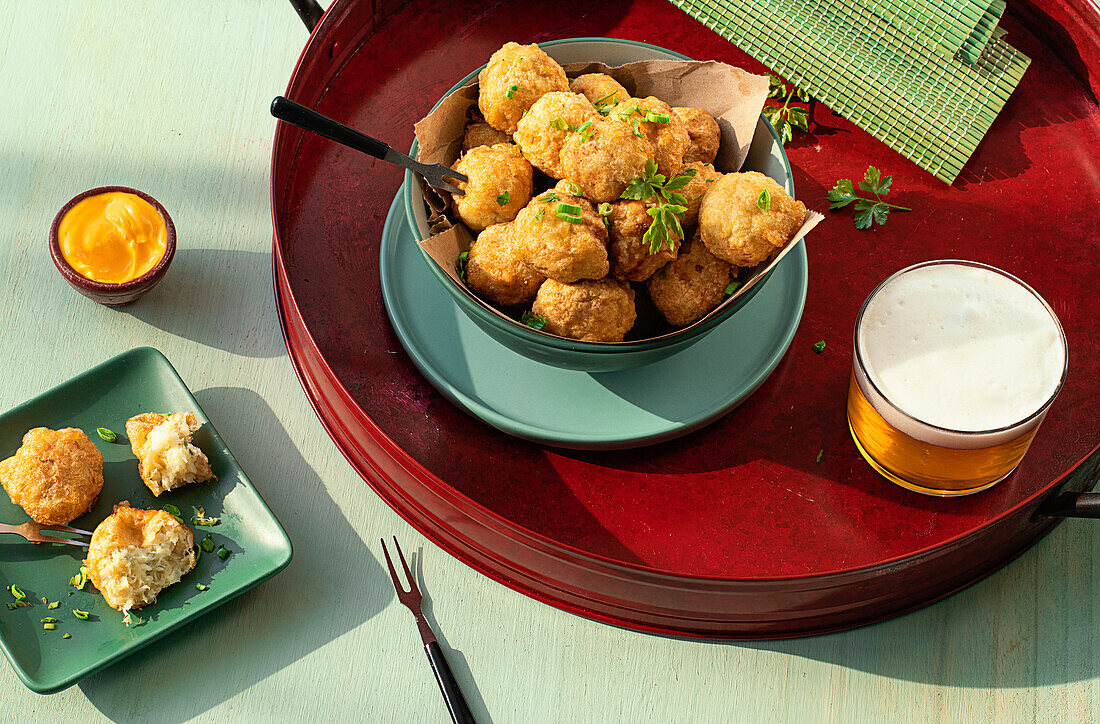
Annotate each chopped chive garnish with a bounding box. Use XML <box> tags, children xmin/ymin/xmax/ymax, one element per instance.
<box><xmin>505</xmin><ymin>84</ymin><xmax>518</xmax><ymax>98</ymax></box>
<box><xmin>43</xmin><ymin>623</ymin><xmax>55</xmax><ymax>630</ymax></box>
<box><xmin>538</xmin><ymin>191</ymin><xmax>558</xmax><ymax>204</ymax></box>
<box><xmin>191</xmin><ymin>507</ymin><xmax>220</xmax><ymax>526</ymax></box>
<box><xmin>554</xmin><ymin>203</ymin><xmax>583</xmax><ymax>224</ymax></box>
<box><xmin>217</xmin><ymin>546</ymin><xmax>230</xmax><ymax>560</ymax></box>
<box><xmin>96</xmin><ymin>427</ymin><xmax>117</xmax><ymax>443</ymax></box>
<box><xmin>196</xmin><ymin>584</ymin><xmax>208</xmax><ymax>591</ymax></box>
<box><xmin>40</xmin><ymin>597</ymin><xmax>47</xmax><ymax>604</ymax></box>
<box><xmin>496</xmin><ymin>191</ymin><xmax>510</xmax><ymax>207</ymax></box>
<box><xmin>549</xmin><ymin>117</ymin><xmax>570</xmax><ymax>131</ymax></box>
<box><xmin>10</xmin><ymin>585</ymin><xmax>25</xmax><ymax>601</ymax></box>
<box><xmin>724</xmin><ymin>281</ymin><xmax>741</xmax><ymax>295</ymax></box>
<box><xmin>816</xmin><ymin>449</ymin><xmax>824</xmax><ymax>464</ymax></box>
<box><xmin>62</xmin><ymin>633</ymin><xmax>71</xmax><ymax>639</ymax></box>
<box><xmin>644</xmin><ymin>112</ymin><xmax>670</xmax><ymax>124</ymax></box>
<box><xmin>40</xmin><ymin>617</ymin><xmax>58</xmax><ymax>623</ymax></box>
<box><xmin>592</xmin><ymin>90</ymin><xmax>618</xmax><ymax>106</ymax></box>
<box><xmin>576</xmin><ymin>120</ymin><xmax>596</xmax><ymax>141</ymax></box>
<box><xmin>162</xmin><ymin>504</ymin><xmax>182</xmax><ymax>517</ymax></box>
<box><xmin>195</xmin><ymin>545</ymin><xmax>202</xmax><ymax>564</ymax></box>
<box><xmin>597</xmin><ymin>202</ymin><xmax>612</xmax><ymax>216</ymax></box>
<box><xmin>47</xmin><ymin>601</ymin><xmax>59</xmax><ymax>609</ymax></box>
<box><xmin>201</xmin><ymin>534</ymin><xmax>215</xmax><ymax>553</ymax></box>
<box><xmin>757</xmin><ymin>188</ymin><xmax>771</xmax><ymax>210</ymax></box>
<box><xmin>72</xmin><ymin>609</ymin><xmax>89</xmax><ymax>620</ymax></box>
<box><xmin>630</xmin><ymin>117</ymin><xmax>642</xmax><ymax>137</ymax></box>
<box><xmin>521</xmin><ymin>312</ymin><xmax>547</xmax><ymax>330</ymax></box>
<box><xmin>455</xmin><ymin>251</ymin><xmax>469</xmax><ymax>281</ymax></box>
<box><xmin>813</xmin><ymin>340</ymin><xmax>826</xmax><ymax>353</ymax></box>
<box><xmin>560</xmin><ymin>180</ymin><xmax>582</xmax><ymax>195</ymax></box>
<box><xmin>535</xmin><ymin>207</ymin><xmax>544</xmax><ymax>222</ymax></box>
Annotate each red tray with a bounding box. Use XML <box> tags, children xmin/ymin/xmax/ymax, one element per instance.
<box><xmin>271</xmin><ymin>0</ymin><xmax>1100</xmax><ymax>637</ymax></box>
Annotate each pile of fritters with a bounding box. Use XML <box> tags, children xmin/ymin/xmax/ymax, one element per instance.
<box><xmin>448</xmin><ymin>42</ymin><xmax>806</xmax><ymax>343</ymax></box>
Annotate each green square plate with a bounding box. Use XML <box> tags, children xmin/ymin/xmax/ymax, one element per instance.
<box><xmin>0</xmin><ymin>347</ymin><xmax>292</xmax><ymax>694</ymax></box>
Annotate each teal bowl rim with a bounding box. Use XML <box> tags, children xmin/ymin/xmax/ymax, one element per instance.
<box><xmin>402</xmin><ymin>37</ymin><xmax>801</xmax><ymax>355</ymax></box>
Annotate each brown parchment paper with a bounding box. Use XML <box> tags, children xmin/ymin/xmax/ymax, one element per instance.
<box><xmin>412</xmin><ymin>58</ymin><xmax>825</xmax><ymax>343</ymax></box>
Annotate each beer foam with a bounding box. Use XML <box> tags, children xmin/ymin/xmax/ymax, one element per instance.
<box><xmin>858</xmin><ymin>263</ymin><xmax>1065</xmax><ymax>437</ymax></box>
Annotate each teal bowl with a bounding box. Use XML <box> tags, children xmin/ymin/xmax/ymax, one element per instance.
<box><xmin>403</xmin><ymin>37</ymin><xmax>801</xmax><ymax>372</ymax></box>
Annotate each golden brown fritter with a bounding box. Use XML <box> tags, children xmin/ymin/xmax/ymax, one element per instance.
<box><xmin>465</xmin><ymin>223</ymin><xmax>545</xmax><ymax>306</ymax></box>
<box><xmin>569</xmin><ymin>73</ymin><xmax>629</xmax><ymax>107</ymax></box>
<box><xmin>679</xmin><ymin>161</ymin><xmax>724</xmax><ymax>228</ymax></box>
<box><xmin>560</xmin><ymin>119</ymin><xmax>652</xmax><ymax>203</ymax></box>
<box><xmin>511</xmin><ymin>191</ymin><xmax>609</xmax><ymax>283</ymax></box>
<box><xmin>478</xmin><ymin>42</ymin><xmax>569</xmax><ymax>134</ymax></box>
<box><xmin>513</xmin><ymin>92</ymin><xmax>598</xmax><ymax>178</ymax></box>
<box><xmin>607</xmin><ymin>200</ymin><xmax>680</xmax><ymax>282</ymax></box>
<box><xmin>126</xmin><ymin>412</ymin><xmax>215</xmax><ymax>497</ymax></box>
<box><xmin>616</xmin><ymin>96</ymin><xmax>689</xmax><ymax>178</ymax></box>
<box><xmin>451</xmin><ymin>143</ymin><xmax>533</xmax><ymax>232</ymax></box>
<box><xmin>462</xmin><ymin>122</ymin><xmax>512</xmax><ymax>152</ymax></box>
<box><xmin>532</xmin><ymin>278</ymin><xmax>637</xmax><ymax>342</ymax></box>
<box><xmin>698</xmin><ymin>172</ymin><xmax>807</xmax><ymax>267</ymax></box>
<box><xmin>85</xmin><ymin>503</ymin><xmax>196</xmax><ymax>612</ymax></box>
<box><xmin>0</xmin><ymin>427</ymin><xmax>102</xmax><ymax>524</ymax></box>
<box><xmin>647</xmin><ymin>237</ymin><xmax>733</xmax><ymax>326</ymax></box>
<box><xmin>672</xmin><ymin>107</ymin><xmax>721</xmax><ymax>164</ymax></box>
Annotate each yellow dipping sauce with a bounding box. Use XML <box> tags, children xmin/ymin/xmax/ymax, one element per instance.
<box><xmin>58</xmin><ymin>192</ymin><xmax>167</xmax><ymax>284</ymax></box>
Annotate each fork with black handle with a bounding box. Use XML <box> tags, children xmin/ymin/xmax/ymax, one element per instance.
<box><xmin>381</xmin><ymin>537</ymin><xmax>476</xmax><ymax>724</ymax></box>
<box><xmin>270</xmin><ymin>96</ymin><xmax>467</xmax><ymax>196</ymax></box>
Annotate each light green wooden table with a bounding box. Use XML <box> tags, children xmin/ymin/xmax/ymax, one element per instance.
<box><xmin>1</xmin><ymin>2</ymin><xmax>1097</xmax><ymax>721</ymax></box>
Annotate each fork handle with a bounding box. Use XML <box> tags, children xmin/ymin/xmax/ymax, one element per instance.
<box><xmin>270</xmin><ymin>96</ymin><xmax>392</xmax><ymax>162</ymax></box>
<box><xmin>425</xmin><ymin>641</ymin><xmax>476</xmax><ymax>724</ymax></box>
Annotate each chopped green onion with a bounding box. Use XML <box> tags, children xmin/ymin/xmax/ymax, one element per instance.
<box><xmin>10</xmin><ymin>585</ymin><xmax>25</xmax><ymax>601</ymax></box>
<box><xmin>217</xmin><ymin>546</ymin><xmax>230</xmax><ymax>560</ymax></box>
<box><xmin>72</xmin><ymin>609</ymin><xmax>89</xmax><ymax>620</ymax></box>
<box><xmin>96</xmin><ymin>427</ymin><xmax>117</xmax><ymax>443</ymax></box>
<box><xmin>630</xmin><ymin>117</ymin><xmax>642</xmax><ymax>137</ymax></box>
<box><xmin>813</xmin><ymin>340</ymin><xmax>826</xmax><ymax>353</ymax></box>
<box><xmin>496</xmin><ymin>191</ymin><xmax>510</xmax><ymax>207</ymax></box>
<box><xmin>592</xmin><ymin>90</ymin><xmax>619</xmax><ymax>107</ymax></box>
<box><xmin>196</xmin><ymin>584</ymin><xmax>208</xmax><ymax>592</ymax></box>
<box><xmin>70</xmin><ymin>566</ymin><xmax>89</xmax><ymax>589</ymax></box>
<box><xmin>549</xmin><ymin>117</ymin><xmax>570</xmax><ymax>131</ymax></box>
<box><xmin>40</xmin><ymin>617</ymin><xmax>58</xmax><ymax>623</ymax></box>
<box><xmin>201</xmin><ymin>534</ymin><xmax>215</xmax><ymax>553</ymax></box>
<box><xmin>40</xmin><ymin>597</ymin><xmax>47</xmax><ymax>604</ymax></box>
<box><xmin>191</xmin><ymin>507</ymin><xmax>220</xmax><ymax>526</ymax></box>
<box><xmin>538</xmin><ymin>191</ymin><xmax>558</xmax><ymax>203</ymax></box>
<box><xmin>43</xmin><ymin>623</ymin><xmax>55</xmax><ymax>630</ymax></box>
<box><xmin>757</xmin><ymin>188</ymin><xmax>771</xmax><ymax>210</ymax></box>
<box><xmin>455</xmin><ymin>251</ymin><xmax>469</xmax><ymax>281</ymax></box>
<box><xmin>47</xmin><ymin>601</ymin><xmax>59</xmax><ymax>609</ymax></box>
<box><xmin>554</xmin><ymin>203</ymin><xmax>583</xmax><ymax>224</ymax></box>
<box><xmin>521</xmin><ymin>312</ymin><xmax>547</xmax><ymax>331</ymax></box>
<box><xmin>195</xmin><ymin>545</ymin><xmax>202</xmax><ymax>564</ymax></box>
<box><xmin>816</xmin><ymin>449</ymin><xmax>824</xmax><ymax>464</ymax></box>
<box><xmin>535</xmin><ymin>207</ymin><xmax>544</xmax><ymax>222</ymax></box>
<box><xmin>62</xmin><ymin>633</ymin><xmax>71</xmax><ymax>639</ymax></box>
<box><xmin>644</xmin><ymin>112</ymin><xmax>670</xmax><ymax>124</ymax></box>
<box><xmin>505</xmin><ymin>84</ymin><xmax>518</xmax><ymax>98</ymax></box>
<box><xmin>724</xmin><ymin>281</ymin><xmax>741</xmax><ymax>295</ymax></box>
<box><xmin>576</xmin><ymin>120</ymin><xmax>596</xmax><ymax>141</ymax></box>
<box><xmin>597</xmin><ymin>202</ymin><xmax>613</xmax><ymax>216</ymax></box>
<box><xmin>561</xmin><ymin>180</ymin><xmax>582</xmax><ymax>195</ymax></box>
<box><xmin>162</xmin><ymin>504</ymin><xmax>181</xmax><ymax>517</ymax></box>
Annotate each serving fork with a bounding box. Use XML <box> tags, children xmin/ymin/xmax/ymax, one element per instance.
<box><xmin>381</xmin><ymin>536</ymin><xmax>475</xmax><ymax>724</ymax></box>
<box><xmin>270</xmin><ymin>96</ymin><xmax>468</xmax><ymax>196</ymax></box>
<box><xmin>0</xmin><ymin>522</ymin><xmax>91</xmax><ymax>547</ymax></box>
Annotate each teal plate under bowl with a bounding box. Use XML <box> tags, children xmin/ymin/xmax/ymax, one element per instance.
<box><xmin>380</xmin><ymin>195</ymin><xmax>808</xmax><ymax>449</ymax></box>
<box><xmin>0</xmin><ymin>347</ymin><xmax>292</xmax><ymax>694</ymax></box>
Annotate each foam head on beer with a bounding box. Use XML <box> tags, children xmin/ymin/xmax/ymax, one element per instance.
<box><xmin>857</xmin><ymin>262</ymin><xmax>1066</xmax><ymax>443</ymax></box>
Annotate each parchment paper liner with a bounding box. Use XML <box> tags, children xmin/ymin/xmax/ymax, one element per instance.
<box><xmin>412</xmin><ymin>58</ymin><xmax>825</xmax><ymax>344</ymax></box>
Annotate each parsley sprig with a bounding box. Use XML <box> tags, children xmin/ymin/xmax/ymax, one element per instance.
<box><xmin>762</xmin><ymin>75</ymin><xmax>811</xmax><ymax>146</ymax></box>
<box><xmin>828</xmin><ymin>166</ymin><xmax>911</xmax><ymax>229</ymax></box>
<box><xmin>621</xmin><ymin>159</ymin><xmax>695</xmax><ymax>254</ymax></box>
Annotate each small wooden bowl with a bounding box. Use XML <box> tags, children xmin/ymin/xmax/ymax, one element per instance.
<box><xmin>49</xmin><ymin>186</ymin><xmax>176</xmax><ymax>306</ymax></box>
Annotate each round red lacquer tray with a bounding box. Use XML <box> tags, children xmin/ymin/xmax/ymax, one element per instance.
<box><xmin>271</xmin><ymin>0</ymin><xmax>1100</xmax><ymax>637</ymax></box>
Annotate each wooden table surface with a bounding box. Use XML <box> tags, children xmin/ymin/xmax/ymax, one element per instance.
<box><xmin>1</xmin><ymin>2</ymin><xmax>1097</xmax><ymax>721</ymax></box>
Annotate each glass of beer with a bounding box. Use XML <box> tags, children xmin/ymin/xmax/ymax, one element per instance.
<box><xmin>848</xmin><ymin>260</ymin><xmax>1068</xmax><ymax>496</ymax></box>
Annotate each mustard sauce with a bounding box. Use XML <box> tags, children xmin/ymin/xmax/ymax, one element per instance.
<box><xmin>59</xmin><ymin>192</ymin><xmax>167</xmax><ymax>284</ymax></box>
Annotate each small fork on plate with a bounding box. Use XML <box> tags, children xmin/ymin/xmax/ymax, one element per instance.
<box><xmin>381</xmin><ymin>536</ymin><xmax>476</xmax><ymax>724</ymax></box>
<box><xmin>0</xmin><ymin>522</ymin><xmax>92</xmax><ymax>547</ymax></box>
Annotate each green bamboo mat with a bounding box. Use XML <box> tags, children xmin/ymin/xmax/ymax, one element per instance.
<box><xmin>669</xmin><ymin>0</ymin><xmax>1030</xmax><ymax>183</ymax></box>
<box><xmin>852</xmin><ymin>0</ymin><xmax>1006</xmax><ymax>63</ymax></box>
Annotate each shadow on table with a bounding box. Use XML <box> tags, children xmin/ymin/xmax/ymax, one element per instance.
<box><xmin>710</xmin><ymin>523</ymin><xmax>1098</xmax><ymax>688</ymax></box>
<box><xmin>79</xmin><ymin>386</ymin><xmax>392</xmax><ymax>723</ymax></box>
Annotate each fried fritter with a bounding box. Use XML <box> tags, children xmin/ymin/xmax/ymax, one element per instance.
<box><xmin>698</xmin><ymin>172</ymin><xmax>806</xmax><ymax>267</ymax></box>
<box><xmin>647</xmin><ymin>237</ymin><xmax>733</xmax><ymax>326</ymax></box>
<box><xmin>462</xmin><ymin>122</ymin><xmax>512</xmax><ymax>152</ymax></box>
<box><xmin>679</xmin><ymin>161</ymin><xmax>724</xmax><ymax>227</ymax></box>
<box><xmin>607</xmin><ymin>200</ymin><xmax>680</xmax><ymax>282</ymax></box>
<box><xmin>85</xmin><ymin>503</ymin><xmax>196</xmax><ymax>612</ymax></box>
<box><xmin>513</xmin><ymin>92</ymin><xmax>598</xmax><ymax>178</ymax></box>
<box><xmin>478</xmin><ymin>42</ymin><xmax>569</xmax><ymax>134</ymax></box>
<box><xmin>569</xmin><ymin>73</ymin><xmax>629</xmax><ymax>107</ymax></box>
<box><xmin>0</xmin><ymin>427</ymin><xmax>103</xmax><ymax>524</ymax></box>
<box><xmin>126</xmin><ymin>412</ymin><xmax>215</xmax><ymax>497</ymax></box>
<box><xmin>511</xmin><ymin>191</ymin><xmax>609</xmax><ymax>283</ymax></box>
<box><xmin>465</xmin><ymin>223</ymin><xmax>545</xmax><ymax>306</ymax></box>
<box><xmin>451</xmin><ymin>143</ymin><xmax>533</xmax><ymax>232</ymax></box>
<box><xmin>560</xmin><ymin>119</ymin><xmax>652</xmax><ymax>203</ymax></box>
<box><xmin>672</xmin><ymin>107</ymin><xmax>720</xmax><ymax>164</ymax></box>
<box><xmin>618</xmin><ymin>96</ymin><xmax>689</xmax><ymax>177</ymax></box>
<box><xmin>532</xmin><ymin>278</ymin><xmax>637</xmax><ymax>342</ymax></box>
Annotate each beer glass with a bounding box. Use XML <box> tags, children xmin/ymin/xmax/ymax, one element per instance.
<box><xmin>848</xmin><ymin>260</ymin><xmax>1068</xmax><ymax>496</ymax></box>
